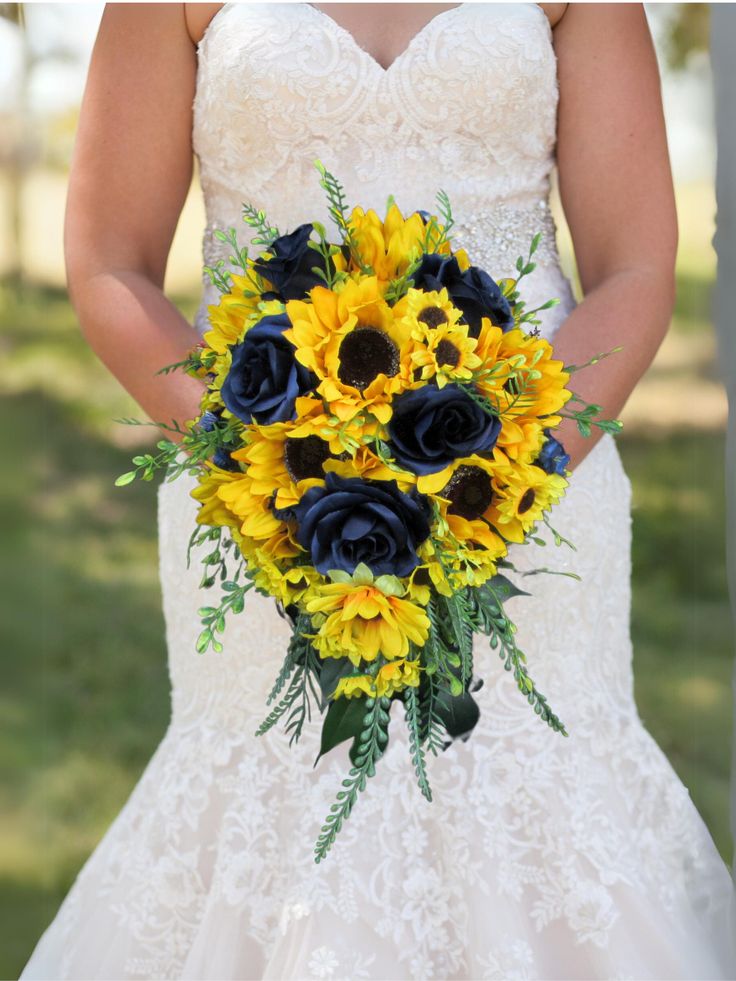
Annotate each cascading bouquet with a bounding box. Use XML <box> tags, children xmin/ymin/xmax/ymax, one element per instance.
<box><xmin>117</xmin><ymin>160</ymin><xmax>622</xmax><ymax>862</ymax></box>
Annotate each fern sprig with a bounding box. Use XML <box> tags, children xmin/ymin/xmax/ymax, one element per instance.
<box><xmin>482</xmin><ymin>580</ymin><xmax>568</xmax><ymax>736</ymax></box>
<box><xmin>241</xmin><ymin>205</ymin><xmax>280</xmax><ymax>249</ymax></box>
<box><xmin>314</xmin><ymin>696</ymin><xmax>391</xmax><ymax>862</ymax></box>
<box><xmin>404</xmin><ymin>685</ymin><xmax>433</xmax><ymax>802</ymax></box>
<box><xmin>313</xmin><ymin>158</ymin><xmax>374</xmax><ymax>274</ymax></box>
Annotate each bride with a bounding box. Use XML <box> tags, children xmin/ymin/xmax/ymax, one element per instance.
<box><xmin>20</xmin><ymin>2</ymin><xmax>736</xmax><ymax>979</ymax></box>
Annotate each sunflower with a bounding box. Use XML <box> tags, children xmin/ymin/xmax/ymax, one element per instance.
<box><xmin>390</xmin><ymin>286</ymin><xmax>479</xmax><ymax>388</ymax></box>
<box><xmin>333</xmin><ymin>658</ymin><xmax>421</xmax><ymax>699</ymax></box>
<box><xmin>473</xmin><ymin>319</ymin><xmax>572</xmax><ymax>464</ymax></box>
<box><xmin>345</xmin><ymin>203</ymin><xmax>431</xmax><ymax>282</ymax></box>
<box><xmin>391</xmin><ymin>285</ymin><xmax>463</xmax><ymax>329</ymax></box>
<box><xmin>322</xmin><ymin>445</ymin><xmax>417</xmax><ymax>492</ymax></box>
<box><xmin>406</xmin><ymin>549</ymin><xmax>453</xmax><ymax>603</ymax></box>
<box><xmin>305</xmin><ymin>570</ymin><xmax>430</xmax><ymax>664</ymax></box>
<box><xmin>410</xmin><ymin>321</ymin><xmax>482</xmax><ymax>388</ymax></box>
<box><xmin>190</xmin><ymin>463</ymin><xmax>243</xmax><ymax>533</ymax></box>
<box><xmin>424</xmin><ymin>458</ymin><xmax>511</xmax><ymax>586</ymax></box>
<box><xmin>215</xmin><ymin>469</ymin><xmax>301</xmax><ymax>558</ymax></box>
<box><xmin>284</xmin><ymin>276</ymin><xmax>410</xmax><ymax>424</ymax></box>
<box><xmin>488</xmin><ymin>459</ymin><xmax>568</xmax><ymax>543</ymax></box>
<box><xmin>203</xmin><ymin>273</ymin><xmax>282</xmax><ymax>354</ymax></box>
<box><xmin>244</xmin><ymin>552</ymin><xmax>320</xmax><ymax>609</ymax></box>
<box><xmin>231</xmin><ymin>417</ymin><xmax>331</xmax><ymax>512</ymax></box>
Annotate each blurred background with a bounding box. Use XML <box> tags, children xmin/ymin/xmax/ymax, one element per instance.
<box><xmin>0</xmin><ymin>3</ymin><xmax>732</xmax><ymax>977</ymax></box>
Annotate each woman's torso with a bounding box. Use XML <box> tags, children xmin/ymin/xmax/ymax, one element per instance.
<box><xmin>190</xmin><ymin>1</ymin><xmax>576</xmax><ymax>341</ymax></box>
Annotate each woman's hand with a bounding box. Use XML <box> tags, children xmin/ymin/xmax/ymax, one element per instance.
<box><xmin>550</xmin><ymin>3</ymin><xmax>678</xmax><ymax>472</ymax></box>
<box><xmin>65</xmin><ymin>3</ymin><xmax>206</xmax><ymax>441</ymax></box>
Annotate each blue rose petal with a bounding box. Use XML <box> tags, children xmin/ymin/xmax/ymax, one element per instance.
<box><xmin>221</xmin><ymin>313</ymin><xmax>314</xmax><ymax>425</ymax></box>
<box><xmin>294</xmin><ymin>474</ymin><xmax>431</xmax><ymax>577</ymax></box>
<box><xmin>388</xmin><ymin>384</ymin><xmax>501</xmax><ymax>475</ymax></box>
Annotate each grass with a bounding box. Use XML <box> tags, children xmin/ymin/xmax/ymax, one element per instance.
<box><xmin>1</xmin><ymin>275</ymin><xmax>733</xmax><ymax>979</ymax></box>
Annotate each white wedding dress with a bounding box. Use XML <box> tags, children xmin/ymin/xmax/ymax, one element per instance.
<box><xmin>20</xmin><ymin>3</ymin><xmax>736</xmax><ymax>979</ymax></box>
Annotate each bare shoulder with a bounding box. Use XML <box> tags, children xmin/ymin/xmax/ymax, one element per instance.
<box><xmin>184</xmin><ymin>3</ymin><xmax>226</xmax><ymax>46</ymax></box>
<box><xmin>539</xmin><ymin>3</ymin><xmax>568</xmax><ymax>30</ymax></box>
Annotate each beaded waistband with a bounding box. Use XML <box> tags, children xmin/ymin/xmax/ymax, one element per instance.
<box><xmin>193</xmin><ymin>199</ymin><xmax>561</xmax><ymax>335</ymax></box>
<box><xmin>448</xmin><ymin>199</ymin><xmax>560</xmax><ymax>276</ymax></box>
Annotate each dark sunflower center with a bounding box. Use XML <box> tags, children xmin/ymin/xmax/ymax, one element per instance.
<box><xmin>284</xmin><ymin>435</ymin><xmax>332</xmax><ymax>482</ymax></box>
<box><xmin>417</xmin><ymin>306</ymin><xmax>448</xmax><ymax>328</ymax></box>
<box><xmin>518</xmin><ymin>487</ymin><xmax>536</xmax><ymax>514</ymax></box>
<box><xmin>337</xmin><ymin>326</ymin><xmax>399</xmax><ymax>391</ymax></box>
<box><xmin>435</xmin><ymin>338</ymin><xmax>461</xmax><ymax>368</ymax></box>
<box><xmin>442</xmin><ymin>465</ymin><xmax>494</xmax><ymax>521</ymax></box>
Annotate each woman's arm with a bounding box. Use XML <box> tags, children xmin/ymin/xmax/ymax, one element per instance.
<box><xmin>65</xmin><ymin>3</ymin><xmax>206</xmax><ymax>438</ymax></box>
<box><xmin>548</xmin><ymin>3</ymin><xmax>678</xmax><ymax>471</ymax></box>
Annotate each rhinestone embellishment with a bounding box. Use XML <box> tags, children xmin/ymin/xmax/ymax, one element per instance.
<box><xmin>449</xmin><ymin>199</ymin><xmax>559</xmax><ymax>277</ymax></box>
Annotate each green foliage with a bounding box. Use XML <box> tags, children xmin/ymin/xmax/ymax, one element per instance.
<box><xmin>472</xmin><ymin>578</ymin><xmax>568</xmax><ymax>736</ymax></box>
<box><xmin>404</xmin><ymin>685</ymin><xmax>433</xmax><ymax>802</ymax></box>
<box><xmin>313</xmin><ymin>158</ymin><xmax>373</xmax><ymax>275</ymax></box>
<box><xmin>314</xmin><ymin>696</ymin><xmax>392</xmax><ymax>863</ymax></box>
<box><xmin>115</xmin><ymin>414</ymin><xmax>243</xmax><ymax>488</ymax></box>
<box><xmin>316</xmin><ymin>695</ymin><xmax>367</xmax><ymax>764</ymax></box>
<box><xmin>264</xmin><ymin>616</ymin><xmax>309</xmax><ymax>706</ymax></box>
<box><xmin>240</xmin><ymin>205</ymin><xmax>280</xmax><ymax>249</ymax></box>
<box><xmin>196</xmin><ymin>578</ymin><xmax>253</xmax><ymax>654</ymax></box>
<box><xmin>561</xmin><ymin>391</ymin><xmax>624</xmax><ymax>438</ymax></box>
<box><xmin>254</xmin><ymin>629</ymin><xmax>321</xmax><ymax>746</ymax></box>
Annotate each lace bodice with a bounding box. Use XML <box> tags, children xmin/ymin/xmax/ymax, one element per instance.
<box><xmin>191</xmin><ymin>1</ymin><xmax>569</xmax><ymax>337</ymax></box>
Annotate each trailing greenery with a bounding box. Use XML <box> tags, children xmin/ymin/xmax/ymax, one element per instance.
<box><xmin>195</xmin><ymin>579</ymin><xmax>253</xmax><ymax>655</ymax></box>
<box><xmin>314</xmin><ymin>696</ymin><xmax>392</xmax><ymax>863</ymax></box>
<box><xmin>473</xmin><ymin>578</ymin><xmax>568</xmax><ymax>736</ymax></box>
<box><xmin>404</xmin><ymin>684</ymin><xmax>433</xmax><ymax>802</ymax></box>
<box><xmin>254</xmin><ymin>632</ymin><xmax>321</xmax><ymax>745</ymax></box>
<box><xmin>113</xmin><ymin>415</ymin><xmax>242</xmax><ymax>488</ymax></box>
<box><xmin>264</xmin><ymin>616</ymin><xmax>308</xmax><ymax>706</ymax></box>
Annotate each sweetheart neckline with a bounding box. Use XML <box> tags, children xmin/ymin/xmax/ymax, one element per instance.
<box><xmin>197</xmin><ymin>3</ymin><xmax>553</xmax><ymax>74</ymax></box>
<box><xmin>304</xmin><ymin>1</ymin><xmax>467</xmax><ymax>75</ymax></box>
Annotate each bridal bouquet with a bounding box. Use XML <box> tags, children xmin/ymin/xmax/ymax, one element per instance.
<box><xmin>117</xmin><ymin>161</ymin><xmax>622</xmax><ymax>862</ymax></box>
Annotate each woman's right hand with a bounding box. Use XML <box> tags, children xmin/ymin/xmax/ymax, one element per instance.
<box><xmin>65</xmin><ymin>3</ymin><xmax>206</xmax><ymax>440</ymax></box>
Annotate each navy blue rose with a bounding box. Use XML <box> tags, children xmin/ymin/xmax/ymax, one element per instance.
<box><xmin>534</xmin><ymin>430</ymin><xmax>570</xmax><ymax>475</ymax></box>
<box><xmin>251</xmin><ymin>223</ymin><xmax>336</xmax><ymax>301</ymax></box>
<box><xmin>293</xmin><ymin>473</ymin><xmax>431</xmax><ymax>577</ymax></box>
<box><xmin>409</xmin><ymin>253</ymin><xmax>514</xmax><ymax>337</ymax></box>
<box><xmin>221</xmin><ymin>313</ymin><xmax>313</xmax><ymax>424</ymax></box>
<box><xmin>212</xmin><ymin>447</ymin><xmax>241</xmax><ymax>472</ymax></box>
<box><xmin>388</xmin><ymin>384</ymin><xmax>501</xmax><ymax>475</ymax></box>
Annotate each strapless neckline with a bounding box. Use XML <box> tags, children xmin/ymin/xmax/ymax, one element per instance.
<box><xmin>198</xmin><ymin>3</ymin><xmax>552</xmax><ymax>78</ymax></box>
<box><xmin>303</xmin><ymin>2</ymin><xmax>468</xmax><ymax>75</ymax></box>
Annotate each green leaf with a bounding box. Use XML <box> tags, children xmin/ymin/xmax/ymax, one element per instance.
<box><xmin>314</xmin><ymin>695</ymin><xmax>368</xmax><ymax>766</ymax></box>
<box><xmin>487</xmin><ymin>573</ymin><xmax>532</xmax><ymax>601</ymax></box>
<box><xmin>435</xmin><ymin>686</ymin><xmax>480</xmax><ymax>739</ymax></box>
<box><xmin>318</xmin><ymin>657</ymin><xmax>355</xmax><ymax>702</ymax></box>
<box><xmin>114</xmin><ymin>471</ymin><xmax>137</xmax><ymax>487</ymax></box>
<box><xmin>195</xmin><ymin>628</ymin><xmax>212</xmax><ymax>653</ymax></box>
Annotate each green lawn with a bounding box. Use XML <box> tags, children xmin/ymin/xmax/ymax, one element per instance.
<box><xmin>1</xmin><ymin>278</ymin><xmax>733</xmax><ymax>979</ymax></box>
